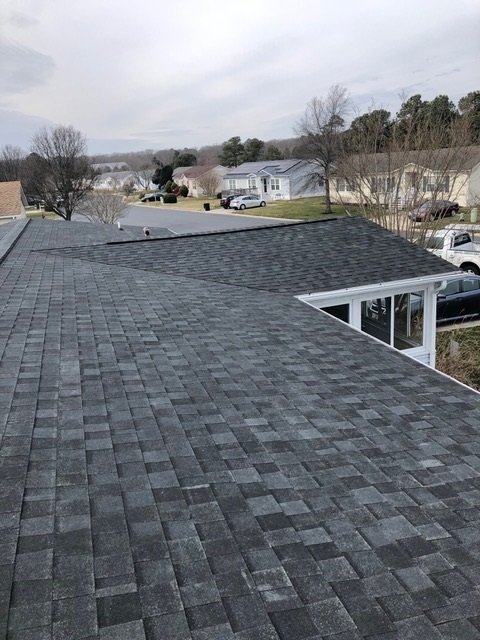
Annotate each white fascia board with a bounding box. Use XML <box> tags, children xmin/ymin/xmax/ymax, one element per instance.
<box><xmin>296</xmin><ymin>272</ymin><xmax>461</xmax><ymax>305</ymax></box>
<box><xmin>258</xmin><ymin>169</ymin><xmax>274</xmax><ymax>177</ymax></box>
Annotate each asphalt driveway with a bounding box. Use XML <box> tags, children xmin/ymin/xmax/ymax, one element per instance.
<box><xmin>118</xmin><ymin>204</ymin><xmax>285</xmax><ymax>234</ymax></box>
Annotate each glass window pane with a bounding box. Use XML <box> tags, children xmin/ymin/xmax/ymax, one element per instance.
<box><xmin>442</xmin><ymin>281</ymin><xmax>461</xmax><ymax>296</ymax></box>
<box><xmin>463</xmin><ymin>278</ymin><xmax>479</xmax><ymax>292</ymax></box>
<box><xmin>322</xmin><ymin>304</ymin><xmax>349</xmax><ymax>323</ymax></box>
<box><xmin>394</xmin><ymin>292</ymin><xmax>424</xmax><ymax>350</ymax></box>
<box><xmin>361</xmin><ymin>298</ymin><xmax>391</xmax><ymax>345</ymax></box>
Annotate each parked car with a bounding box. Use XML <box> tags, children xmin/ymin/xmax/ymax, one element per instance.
<box><xmin>408</xmin><ymin>200</ymin><xmax>459</xmax><ymax>222</ymax></box>
<box><xmin>220</xmin><ymin>194</ymin><xmax>241</xmax><ymax>209</ymax></box>
<box><xmin>368</xmin><ymin>275</ymin><xmax>480</xmax><ymax>326</ymax></box>
<box><xmin>141</xmin><ymin>193</ymin><xmax>164</xmax><ymax>202</ymax></box>
<box><xmin>437</xmin><ymin>275</ymin><xmax>480</xmax><ymax>324</ymax></box>
<box><xmin>26</xmin><ymin>195</ymin><xmax>45</xmax><ymax>207</ymax></box>
<box><xmin>229</xmin><ymin>195</ymin><xmax>267</xmax><ymax>210</ymax></box>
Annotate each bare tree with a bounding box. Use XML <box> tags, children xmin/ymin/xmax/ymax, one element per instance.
<box><xmin>294</xmin><ymin>85</ymin><xmax>350</xmax><ymax>213</ymax></box>
<box><xmin>126</xmin><ymin>156</ymin><xmax>155</xmax><ymax>190</ymax></box>
<box><xmin>30</xmin><ymin>125</ymin><xmax>95</xmax><ymax>221</ymax></box>
<box><xmin>334</xmin><ymin>96</ymin><xmax>474</xmax><ymax>244</ymax></box>
<box><xmin>0</xmin><ymin>145</ymin><xmax>26</xmax><ymax>182</ymax></box>
<box><xmin>197</xmin><ymin>144</ymin><xmax>223</xmax><ymax>165</ymax></box>
<box><xmin>77</xmin><ymin>192</ymin><xmax>127</xmax><ymax>224</ymax></box>
<box><xmin>197</xmin><ymin>171</ymin><xmax>222</xmax><ymax>197</ymax></box>
<box><xmin>122</xmin><ymin>180</ymin><xmax>135</xmax><ymax>197</ymax></box>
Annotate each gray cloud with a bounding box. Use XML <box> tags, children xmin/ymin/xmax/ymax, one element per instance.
<box><xmin>0</xmin><ymin>39</ymin><xmax>55</xmax><ymax>94</ymax></box>
<box><xmin>0</xmin><ymin>107</ymin><xmax>52</xmax><ymax>149</ymax></box>
<box><xmin>0</xmin><ymin>0</ymin><xmax>477</xmax><ymax>155</ymax></box>
<box><xmin>6</xmin><ymin>11</ymin><xmax>39</xmax><ymax>28</ymax></box>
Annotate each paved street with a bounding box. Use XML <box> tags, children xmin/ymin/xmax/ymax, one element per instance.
<box><xmin>118</xmin><ymin>204</ymin><xmax>286</xmax><ymax>234</ymax></box>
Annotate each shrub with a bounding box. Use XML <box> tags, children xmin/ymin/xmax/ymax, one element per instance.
<box><xmin>217</xmin><ymin>192</ymin><xmax>222</xmax><ymax>199</ymax></box>
<box><xmin>179</xmin><ymin>185</ymin><xmax>189</xmax><ymax>197</ymax></box>
<box><xmin>436</xmin><ymin>327</ymin><xmax>480</xmax><ymax>392</ymax></box>
<box><xmin>163</xmin><ymin>193</ymin><xmax>177</xmax><ymax>204</ymax></box>
<box><xmin>164</xmin><ymin>180</ymin><xmax>173</xmax><ymax>193</ymax></box>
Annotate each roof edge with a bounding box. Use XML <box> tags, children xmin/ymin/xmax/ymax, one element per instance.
<box><xmin>104</xmin><ymin>217</ymin><xmax>342</xmax><ymax>246</ymax></box>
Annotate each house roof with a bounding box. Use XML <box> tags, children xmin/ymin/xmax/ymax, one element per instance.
<box><xmin>338</xmin><ymin>145</ymin><xmax>480</xmax><ymax>175</ymax></box>
<box><xmin>172</xmin><ymin>166</ymin><xmax>192</xmax><ymax>178</ymax></box>
<box><xmin>45</xmin><ymin>216</ymin><xmax>458</xmax><ymax>296</ymax></box>
<box><xmin>2</xmin><ymin>217</ymin><xmax>480</xmax><ymax>639</ymax></box>
<box><xmin>224</xmin><ymin>159</ymin><xmax>308</xmax><ymax>178</ymax></box>
<box><xmin>179</xmin><ymin>165</ymin><xmax>225</xmax><ymax>179</ymax></box>
<box><xmin>94</xmin><ymin>170</ymin><xmax>135</xmax><ymax>182</ymax></box>
<box><xmin>0</xmin><ymin>180</ymin><xmax>27</xmax><ymax>216</ymax></box>
<box><xmin>92</xmin><ymin>162</ymin><xmax>130</xmax><ymax>171</ymax></box>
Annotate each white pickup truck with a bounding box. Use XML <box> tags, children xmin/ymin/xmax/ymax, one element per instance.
<box><xmin>418</xmin><ymin>225</ymin><xmax>480</xmax><ymax>275</ymax></box>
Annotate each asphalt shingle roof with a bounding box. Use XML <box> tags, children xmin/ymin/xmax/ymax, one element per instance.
<box><xmin>1</xmin><ymin>218</ymin><xmax>480</xmax><ymax>640</ymax></box>
<box><xmin>45</xmin><ymin>217</ymin><xmax>458</xmax><ymax>295</ymax></box>
<box><xmin>223</xmin><ymin>160</ymin><xmax>304</xmax><ymax>179</ymax></box>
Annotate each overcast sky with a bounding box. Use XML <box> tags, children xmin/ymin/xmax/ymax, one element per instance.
<box><xmin>1</xmin><ymin>0</ymin><xmax>479</xmax><ymax>155</ymax></box>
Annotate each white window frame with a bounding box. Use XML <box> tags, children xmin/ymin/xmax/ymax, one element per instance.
<box><xmin>270</xmin><ymin>178</ymin><xmax>281</xmax><ymax>191</ymax></box>
<box><xmin>228</xmin><ymin>179</ymin><xmax>237</xmax><ymax>190</ymax></box>
<box><xmin>423</xmin><ymin>174</ymin><xmax>450</xmax><ymax>193</ymax></box>
<box><xmin>248</xmin><ymin>177</ymin><xmax>257</xmax><ymax>189</ymax></box>
<box><xmin>296</xmin><ymin>274</ymin><xmax>459</xmax><ymax>368</ymax></box>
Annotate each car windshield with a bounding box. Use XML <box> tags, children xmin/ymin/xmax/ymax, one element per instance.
<box><xmin>419</xmin><ymin>203</ymin><xmax>432</xmax><ymax>210</ymax></box>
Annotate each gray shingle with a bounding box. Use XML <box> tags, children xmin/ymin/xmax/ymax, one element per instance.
<box><xmin>2</xmin><ymin>218</ymin><xmax>480</xmax><ymax>639</ymax></box>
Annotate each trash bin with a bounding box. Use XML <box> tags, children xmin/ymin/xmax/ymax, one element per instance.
<box><xmin>471</xmin><ymin>207</ymin><xmax>478</xmax><ymax>223</ymax></box>
<box><xmin>203</xmin><ymin>203</ymin><xmax>210</xmax><ymax>211</ymax></box>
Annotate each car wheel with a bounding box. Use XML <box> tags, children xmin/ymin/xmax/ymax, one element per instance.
<box><xmin>260</xmin><ymin>201</ymin><xmax>266</xmax><ymax>207</ymax></box>
<box><xmin>461</xmin><ymin>263</ymin><xmax>480</xmax><ymax>275</ymax></box>
<box><xmin>239</xmin><ymin>204</ymin><xmax>246</xmax><ymax>210</ymax></box>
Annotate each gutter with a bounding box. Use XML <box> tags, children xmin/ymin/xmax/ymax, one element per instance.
<box><xmin>0</xmin><ymin>218</ymin><xmax>30</xmax><ymax>266</ymax></box>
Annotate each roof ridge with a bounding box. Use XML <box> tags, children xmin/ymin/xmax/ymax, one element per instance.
<box><xmin>104</xmin><ymin>216</ymin><xmax>342</xmax><ymax>246</ymax></box>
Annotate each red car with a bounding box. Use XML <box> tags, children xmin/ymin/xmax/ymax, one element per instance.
<box><xmin>408</xmin><ymin>200</ymin><xmax>459</xmax><ymax>222</ymax></box>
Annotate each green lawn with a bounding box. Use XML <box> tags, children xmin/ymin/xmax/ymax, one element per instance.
<box><xmin>235</xmin><ymin>198</ymin><xmax>363</xmax><ymax>220</ymax></box>
<box><xmin>26</xmin><ymin>210</ymin><xmax>57</xmax><ymax>220</ymax></box>
<box><xmin>135</xmin><ymin>196</ymin><xmax>362</xmax><ymax>220</ymax></box>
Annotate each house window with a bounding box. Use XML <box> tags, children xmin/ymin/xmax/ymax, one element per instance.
<box><xmin>228</xmin><ymin>179</ymin><xmax>237</xmax><ymax>190</ymax></box>
<box><xmin>423</xmin><ymin>175</ymin><xmax>450</xmax><ymax>193</ymax></box>
<box><xmin>270</xmin><ymin>178</ymin><xmax>281</xmax><ymax>191</ymax></box>
<box><xmin>371</xmin><ymin>177</ymin><xmax>395</xmax><ymax>193</ymax></box>
<box><xmin>336</xmin><ymin>179</ymin><xmax>356</xmax><ymax>192</ymax></box>
<box><xmin>323</xmin><ymin>304</ymin><xmax>349</xmax><ymax>323</ymax></box>
<box><xmin>360</xmin><ymin>292</ymin><xmax>424</xmax><ymax>350</ymax></box>
<box><xmin>248</xmin><ymin>177</ymin><xmax>257</xmax><ymax>189</ymax></box>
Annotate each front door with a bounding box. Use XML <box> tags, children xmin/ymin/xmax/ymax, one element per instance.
<box><xmin>261</xmin><ymin>178</ymin><xmax>268</xmax><ymax>194</ymax></box>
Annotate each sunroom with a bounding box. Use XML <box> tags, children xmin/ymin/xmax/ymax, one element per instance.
<box><xmin>297</xmin><ymin>273</ymin><xmax>460</xmax><ymax>368</ymax></box>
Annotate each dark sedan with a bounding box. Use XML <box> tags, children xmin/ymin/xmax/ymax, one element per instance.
<box><xmin>141</xmin><ymin>193</ymin><xmax>164</xmax><ymax>202</ymax></box>
<box><xmin>368</xmin><ymin>275</ymin><xmax>480</xmax><ymax>326</ymax></box>
<box><xmin>220</xmin><ymin>194</ymin><xmax>241</xmax><ymax>209</ymax></box>
<box><xmin>408</xmin><ymin>199</ymin><xmax>459</xmax><ymax>222</ymax></box>
<box><xmin>437</xmin><ymin>275</ymin><xmax>480</xmax><ymax>324</ymax></box>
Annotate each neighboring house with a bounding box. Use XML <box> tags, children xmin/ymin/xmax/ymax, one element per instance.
<box><xmin>171</xmin><ymin>166</ymin><xmax>192</xmax><ymax>183</ymax></box>
<box><xmin>0</xmin><ymin>181</ymin><xmax>28</xmax><ymax>222</ymax></box>
<box><xmin>92</xmin><ymin>161</ymin><xmax>130</xmax><ymax>172</ymax></box>
<box><xmin>332</xmin><ymin>145</ymin><xmax>480</xmax><ymax>209</ymax></box>
<box><xmin>175</xmin><ymin>165</ymin><xmax>228</xmax><ymax>197</ymax></box>
<box><xmin>93</xmin><ymin>170</ymin><xmax>154</xmax><ymax>191</ymax></box>
<box><xmin>3</xmin><ymin>215</ymin><xmax>480</xmax><ymax>639</ymax></box>
<box><xmin>222</xmin><ymin>159</ymin><xmax>325</xmax><ymax>201</ymax></box>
